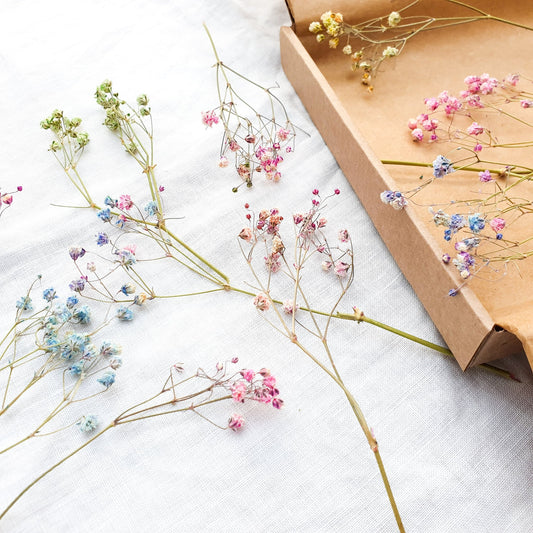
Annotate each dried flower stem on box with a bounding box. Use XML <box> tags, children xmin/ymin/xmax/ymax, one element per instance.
<box><xmin>381</xmin><ymin>73</ymin><xmax>533</xmax><ymax>297</ymax></box>
<box><xmin>310</xmin><ymin>0</ymin><xmax>533</xmax><ymax>91</ymax></box>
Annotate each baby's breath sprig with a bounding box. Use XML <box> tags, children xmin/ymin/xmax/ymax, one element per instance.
<box><xmin>237</xmin><ymin>188</ymin><xmax>405</xmax><ymax>531</ymax></box>
<box><xmin>42</xmin><ymin>96</ymin><xmax>229</xmax><ymax>286</ymax></box>
<box><xmin>310</xmin><ymin>1</ymin><xmax>533</xmax><ymax>92</ymax></box>
<box><xmin>203</xmin><ymin>24</ymin><xmax>298</xmax><ymax>191</ymax></box>
<box><xmin>381</xmin><ymin>73</ymin><xmax>533</xmax><ymax>296</ymax></box>
<box><xmin>0</xmin><ymin>185</ymin><xmax>23</xmax><ymax>221</ymax></box>
<box><xmin>94</xmin><ymin>81</ymin><xmax>164</xmax><ymax>221</ymax></box>
<box><xmin>0</xmin><ymin>277</ymin><xmax>122</xmax><ymax>421</ymax></box>
<box><xmin>0</xmin><ymin>359</ymin><xmax>282</xmax><ymax>520</ymax></box>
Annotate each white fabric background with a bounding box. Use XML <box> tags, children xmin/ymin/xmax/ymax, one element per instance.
<box><xmin>0</xmin><ymin>1</ymin><xmax>532</xmax><ymax>532</ymax></box>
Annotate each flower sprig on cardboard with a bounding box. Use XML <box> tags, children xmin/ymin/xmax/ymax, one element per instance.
<box><xmin>381</xmin><ymin>73</ymin><xmax>533</xmax><ymax>295</ymax></box>
<box><xmin>309</xmin><ymin>1</ymin><xmax>533</xmax><ymax>92</ymax></box>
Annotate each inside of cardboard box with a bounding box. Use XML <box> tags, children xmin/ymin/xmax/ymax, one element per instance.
<box><xmin>287</xmin><ymin>0</ymin><xmax>533</xmax><ymax>363</ymax></box>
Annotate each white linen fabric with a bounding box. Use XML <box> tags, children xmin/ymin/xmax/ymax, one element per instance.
<box><xmin>0</xmin><ymin>1</ymin><xmax>531</xmax><ymax>532</ymax></box>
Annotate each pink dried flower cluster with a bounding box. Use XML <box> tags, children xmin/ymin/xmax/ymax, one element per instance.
<box><xmin>118</xmin><ymin>194</ymin><xmax>133</xmax><ymax>210</ymax></box>
<box><xmin>201</xmin><ymin>110</ymin><xmax>219</xmax><ymax>128</ymax></box>
<box><xmin>230</xmin><ymin>368</ymin><xmax>283</xmax><ymax>410</ymax></box>
<box><xmin>0</xmin><ymin>186</ymin><xmax>23</xmax><ymax>218</ymax></box>
<box><xmin>407</xmin><ymin>73</ymin><xmax>528</xmax><ymax>144</ymax></box>
<box><xmin>203</xmin><ymin>105</ymin><xmax>294</xmax><ymax>188</ymax></box>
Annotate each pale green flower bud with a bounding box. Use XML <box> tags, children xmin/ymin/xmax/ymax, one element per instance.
<box><xmin>50</xmin><ymin>140</ymin><xmax>62</xmax><ymax>152</ymax></box>
<box><xmin>77</xmin><ymin>132</ymin><xmax>90</xmax><ymax>147</ymax></box>
<box><xmin>137</xmin><ymin>94</ymin><xmax>149</xmax><ymax>106</ymax></box>
<box><xmin>99</xmin><ymin>80</ymin><xmax>112</xmax><ymax>93</ymax></box>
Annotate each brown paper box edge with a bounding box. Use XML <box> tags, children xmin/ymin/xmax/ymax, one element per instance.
<box><xmin>279</xmin><ymin>24</ymin><xmax>528</xmax><ymax>370</ymax></box>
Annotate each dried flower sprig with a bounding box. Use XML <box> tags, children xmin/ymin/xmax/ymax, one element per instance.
<box><xmin>42</xmin><ymin>94</ymin><xmax>228</xmax><ymax>287</ymax></box>
<box><xmin>381</xmin><ymin>73</ymin><xmax>533</xmax><ymax>296</ymax></box>
<box><xmin>238</xmin><ymin>189</ymin><xmax>405</xmax><ymax>531</ymax></box>
<box><xmin>0</xmin><ymin>359</ymin><xmax>281</xmax><ymax>520</ymax></box>
<box><xmin>309</xmin><ymin>1</ymin><xmax>533</xmax><ymax>91</ymax></box>
<box><xmin>0</xmin><ymin>277</ymin><xmax>122</xmax><ymax>420</ymax></box>
<box><xmin>406</xmin><ymin>73</ymin><xmax>532</xmax><ymax>145</ymax></box>
<box><xmin>0</xmin><ymin>185</ymin><xmax>23</xmax><ymax>221</ymax></box>
<box><xmin>203</xmin><ymin>24</ymin><xmax>298</xmax><ymax>190</ymax></box>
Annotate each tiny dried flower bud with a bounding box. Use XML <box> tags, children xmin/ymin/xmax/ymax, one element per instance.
<box><xmin>353</xmin><ymin>306</ymin><xmax>365</xmax><ymax>321</ymax></box>
<box><xmin>309</xmin><ymin>21</ymin><xmax>322</xmax><ymax>34</ymax></box>
<box><xmin>218</xmin><ymin>156</ymin><xmax>229</xmax><ymax>168</ymax></box>
<box><xmin>316</xmin><ymin>34</ymin><xmax>325</xmax><ymax>43</ymax></box>
<box><xmin>239</xmin><ymin>227</ymin><xmax>253</xmax><ymax>242</ymax></box>
<box><xmin>338</xmin><ymin>229</ymin><xmax>349</xmax><ymax>242</ymax></box>
<box><xmin>244</xmin><ymin>134</ymin><xmax>256</xmax><ymax>144</ymax></box>
<box><xmin>69</xmin><ymin>246</ymin><xmax>86</xmax><ymax>261</ymax></box>
<box><xmin>137</xmin><ymin>94</ymin><xmax>149</xmax><ymax>106</ymax></box>
<box><xmin>253</xmin><ymin>293</ymin><xmax>270</xmax><ymax>311</ymax></box>
<box><xmin>388</xmin><ymin>11</ymin><xmax>401</xmax><ymax>27</ymax></box>
<box><xmin>228</xmin><ymin>414</ymin><xmax>244</xmax><ymax>431</ymax></box>
<box><xmin>282</xmin><ymin>299</ymin><xmax>298</xmax><ymax>315</ymax></box>
<box><xmin>382</xmin><ymin>46</ymin><xmax>399</xmax><ymax>58</ymax></box>
<box><xmin>134</xmin><ymin>293</ymin><xmax>147</xmax><ymax>305</ymax></box>
<box><xmin>86</xmin><ymin>262</ymin><xmax>96</xmax><ymax>272</ymax></box>
<box><xmin>329</xmin><ymin>38</ymin><xmax>339</xmax><ymax>49</ymax></box>
<box><xmin>271</xmin><ymin>235</ymin><xmax>284</xmax><ymax>254</ymax></box>
<box><xmin>342</xmin><ymin>45</ymin><xmax>352</xmax><ymax>55</ymax></box>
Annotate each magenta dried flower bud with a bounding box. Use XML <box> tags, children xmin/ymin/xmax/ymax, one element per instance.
<box><xmin>244</xmin><ymin>134</ymin><xmax>256</xmax><ymax>144</ymax></box>
<box><xmin>272</xmin><ymin>398</ymin><xmax>284</xmax><ymax>409</ymax></box>
<box><xmin>442</xmin><ymin>253</ymin><xmax>451</xmax><ymax>264</ymax></box>
<box><xmin>17</xmin><ymin>186</ymin><xmax>23</xmax><ymax>191</ymax></box>
<box><xmin>228</xmin><ymin>414</ymin><xmax>244</xmax><ymax>431</ymax></box>
<box><xmin>240</xmin><ymin>369</ymin><xmax>256</xmax><ymax>382</ymax></box>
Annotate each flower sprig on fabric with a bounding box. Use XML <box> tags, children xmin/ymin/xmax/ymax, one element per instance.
<box><xmin>0</xmin><ymin>185</ymin><xmax>23</xmax><ymax>221</ymax></box>
<box><xmin>0</xmin><ymin>358</ymin><xmax>282</xmax><ymax>520</ymax></box>
<box><xmin>238</xmin><ymin>188</ymin><xmax>405</xmax><ymax>531</ymax></box>
<box><xmin>309</xmin><ymin>1</ymin><xmax>533</xmax><ymax>92</ymax></box>
<box><xmin>41</xmin><ymin>86</ymin><xmax>229</xmax><ymax>289</ymax></box>
<box><xmin>0</xmin><ymin>276</ymin><xmax>124</xmax><ymax>458</ymax></box>
<box><xmin>203</xmin><ymin>25</ymin><xmax>297</xmax><ymax>190</ymax></box>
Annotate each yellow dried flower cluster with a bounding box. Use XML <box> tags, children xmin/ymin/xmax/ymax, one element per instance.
<box><xmin>309</xmin><ymin>9</ymin><xmax>406</xmax><ymax>91</ymax></box>
<box><xmin>309</xmin><ymin>11</ymin><xmax>344</xmax><ymax>48</ymax></box>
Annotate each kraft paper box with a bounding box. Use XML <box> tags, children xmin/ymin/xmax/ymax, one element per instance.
<box><xmin>280</xmin><ymin>0</ymin><xmax>533</xmax><ymax>370</ymax></box>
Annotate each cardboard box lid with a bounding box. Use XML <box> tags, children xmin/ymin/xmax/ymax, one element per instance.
<box><xmin>281</xmin><ymin>0</ymin><xmax>533</xmax><ymax>369</ymax></box>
